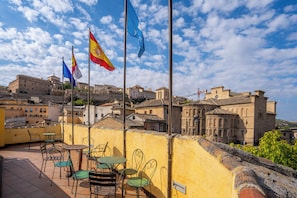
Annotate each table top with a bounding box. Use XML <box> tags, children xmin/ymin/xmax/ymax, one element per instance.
<box><xmin>97</xmin><ymin>156</ymin><xmax>126</xmax><ymax>164</ymax></box>
<box><xmin>43</xmin><ymin>132</ymin><xmax>56</xmax><ymax>136</ymax></box>
<box><xmin>63</xmin><ymin>144</ymin><xmax>88</xmax><ymax>150</ymax></box>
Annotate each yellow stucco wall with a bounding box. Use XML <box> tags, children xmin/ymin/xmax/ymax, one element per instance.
<box><xmin>0</xmin><ymin>108</ymin><xmax>4</xmax><ymax>147</ymax></box>
<box><xmin>172</xmin><ymin>137</ymin><xmax>233</xmax><ymax>197</ymax></box>
<box><xmin>61</xmin><ymin>124</ymin><xmax>235</xmax><ymax>198</ymax></box>
<box><xmin>2</xmin><ymin>122</ymin><xmax>239</xmax><ymax>197</ymax></box>
<box><xmin>3</xmin><ymin>124</ymin><xmax>61</xmax><ymax>145</ymax></box>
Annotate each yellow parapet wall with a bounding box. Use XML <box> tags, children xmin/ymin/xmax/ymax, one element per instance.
<box><xmin>62</xmin><ymin>124</ymin><xmax>238</xmax><ymax>198</ymax></box>
<box><xmin>0</xmin><ymin>108</ymin><xmax>4</xmax><ymax>147</ymax></box>
<box><xmin>3</xmin><ymin>124</ymin><xmax>61</xmax><ymax>146</ymax></box>
<box><xmin>2</xmin><ymin>122</ymin><xmax>267</xmax><ymax>197</ymax></box>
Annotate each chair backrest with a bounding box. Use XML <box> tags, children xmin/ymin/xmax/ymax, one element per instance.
<box><xmin>48</xmin><ymin>146</ymin><xmax>67</xmax><ymax>163</ymax></box>
<box><xmin>89</xmin><ymin>171</ymin><xmax>117</xmax><ymax>196</ymax></box>
<box><xmin>139</xmin><ymin>159</ymin><xmax>157</xmax><ymax>182</ymax></box>
<box><xmin>131</xmin><ymin>149</ymin><xmax>144</xmax><ymax>172</ymax></box>
<box><xmin>82</xmin><ymin>137</ymin><xmax>95</xmax><ymax>154</ymax></box>
<box><xmin>40</xmin><ymin>143</ymin><xmax>56</xmax><ymax>160</ymax></box>
<box><xmin>92</xmin><ymin>142</ymin><xmax>109</xmax><ymax>158</ymax></box>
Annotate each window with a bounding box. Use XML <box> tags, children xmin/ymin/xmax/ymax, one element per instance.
<box><xmin>219</xmin><ymin>119</ymin><xmax>222</xmax><ymax>127</ymax></box>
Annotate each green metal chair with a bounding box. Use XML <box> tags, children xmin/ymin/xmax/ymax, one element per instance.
<box><xmin>87</xmin><ymin>142</ymin><xmax>109</xmax><ymax>170</ymax></box>
<box><xmin>39</xmin><ymin>143</ymin><xmax>55</xmax><ymax>178</ymax></box>
<box><xmin>49</xmin><ymin>145</ymin><xmax>72</xmax><ymax>186</ymax></box>
<box><xmin>71</xmin><ymin>169</ymin><xmax>90</xmax><ymax>197</ymax></box>
<box><xmin>118</xmin><ymin>148</ymin><xmax>144</xmax><ymax>177</ymax></box>
<box><xmin>127</xmin><ymin>159</ymin><xmax>157</xmax><ymax>198</ymax></box>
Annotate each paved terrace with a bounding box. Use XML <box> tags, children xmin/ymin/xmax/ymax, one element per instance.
<box><xmin>0</xmin><ymin>143</ymin><xmax>145</xmax><ymax>198</ymax></box>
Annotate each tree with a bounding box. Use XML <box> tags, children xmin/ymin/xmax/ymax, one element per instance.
<box><xmin>74</xmin><ymin>99</ymin><xmax>85</xmax><ymax>106</ymax></box>
<box><xmin>231</xmin><ymin>130</ymin><xmax>297</xmax><ymax>170</ymax></box>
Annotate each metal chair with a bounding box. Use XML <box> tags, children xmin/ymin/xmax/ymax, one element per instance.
<box><xmin>50</xmin><ymin>145</ymin><xmax>72</xmax><ymax>186</ymax></box>
<box><xmin>39</xmin><ymin>143</ymin><xmax>55</xmax><ymax>178</ymax></box>
<box><xmin>127</xmin><ymin>159</ymin><xmax>157</xmax><ymax>198</ymax></box>
<box><xmin>82</xmin><ymin>137</ymin><xmax>95</xmax><ymax>156</ymax></box>
<box><xmin>87</xmin><ymin>142</ymin><xmax>109</xmax><ymax>170</ymax></box>
<box><xmin>71</xmin><ymin>169</ymin><xmax>90</xmax><ymax>198</ymax></box>
<box><xmin>118</xmin><ymin>148</ymin><xmax>144</xmax><ymax>177</ymax></box>
<box><xmin>89</xmin><ymin>171</ymin><xmax>122</xmax><ymax>197</ymax></box>
<box><xmin>27</xmin><ymin>130</ymin><xmax>41</xmax><ymax>149</ymax></box>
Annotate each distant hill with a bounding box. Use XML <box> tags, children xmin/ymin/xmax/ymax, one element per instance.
<box><xmin>276</xmin><ymin>119</ymin><xmax>297</xmax><ymax>128</ymax></box>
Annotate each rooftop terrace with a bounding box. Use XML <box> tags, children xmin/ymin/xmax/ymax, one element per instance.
<box><xmin>1</xmin><ymin>123</ymin><xmax>297</xmax><ymax>197</ymax></box>
<box><xmin>0</xmin><ymin>142</ymin><xmax>144</xmax><ymax>198</ymax></box>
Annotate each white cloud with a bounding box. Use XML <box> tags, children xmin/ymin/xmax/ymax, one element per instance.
<box><xmin>100</xmin><ymin>15</ymin><xmax>113</xmax><ymax>24</ymax></box>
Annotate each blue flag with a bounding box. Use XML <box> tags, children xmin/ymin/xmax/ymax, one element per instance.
<box><xmin>63</xmin><ymin>61</ymin><xmax>76</xmax><ymax>87</ymax></box>
<box><xmin>127</xmin><ymin>0</ymin><xmax>145</xmax><ymax>57</ymax></box>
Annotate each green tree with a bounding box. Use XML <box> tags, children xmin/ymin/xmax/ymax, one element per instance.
<box><xmin>230</xmin><ymin>130</ymin><xmax>297</xmax><ymax>170</ymax></box>
<box><xmin>74</xmin><ymin>99</ymin><xmax>85</xmax><ymax>106</ymax></box>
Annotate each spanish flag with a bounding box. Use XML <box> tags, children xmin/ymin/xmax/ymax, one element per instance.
<box><xmin>89</xmin><ymin>31</ymin><xmax>115</xmax><ymax>71</ymax></box>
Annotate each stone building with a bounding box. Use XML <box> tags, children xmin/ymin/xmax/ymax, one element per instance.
<box><xmin>0</xmin><ymin>98</ymin><xmax>58</xmax><ymax>126</ymax></box>
<box><xmin>134</xmin><ymin>87</ymin><xmax>182</xmax><ymax>133</ymax></box>
<box><xmin>8</xmin><ymin>75</ymin><xmax>50</xmax><ymax>95</ymax></box>
<box><xmin>182</xmin><ymin>86</ymin><xmax>277</xmax><ymax>145</ymax></box>
<box><xmin>126</xmin><ymin>85</ymin><xmax>156</xmax><ymax>101</ymax></box>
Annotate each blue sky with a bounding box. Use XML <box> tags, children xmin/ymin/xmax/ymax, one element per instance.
<box><xmin>0</xmin><ymin>0</ymin><xmax>297</xmax><ymax>122</ymax></box>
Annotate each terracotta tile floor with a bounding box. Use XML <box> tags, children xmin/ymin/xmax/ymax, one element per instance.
<box><xmin>0</xmin><ymin>142</ymin><xmax>146</xmax><ymax>198</ymax></box>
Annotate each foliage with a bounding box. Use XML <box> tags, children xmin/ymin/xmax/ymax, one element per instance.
<box><xmin>74</xmin><ymin>99</ymin><xmax>85</xmax><ymax>106</ymax></box>
<box><xmin>63</xmin><ymin>82</ymin><xmax>71</xmax><ymax>89</ymax></box>
<box><xmin>230</xmin><ymin>130</ymin><xmax>297</xmax><ymax>170</ymax></box>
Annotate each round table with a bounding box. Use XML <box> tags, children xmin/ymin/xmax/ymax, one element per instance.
<box><xmin>43</xmin><ymin>132</ymin><xmax>56</xmax><ymax>144</ymax></box>
<box><xmin>63</xmin><ymin>144</ymin><xmax>88</xmax><ymax>171</ymax></box>
<box><xmin>97</xmin><ymin>156</ymin><xmax>126</xmax><ymax>170</ymax></box>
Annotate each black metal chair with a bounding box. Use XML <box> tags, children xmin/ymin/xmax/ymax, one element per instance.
<box><xmin>89</xmin><ymin>171</ymin><xmax>122</xmax><ymax>197</ymax></box>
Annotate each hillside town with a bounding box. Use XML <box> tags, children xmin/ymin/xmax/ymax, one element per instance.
<box><xmin>0</xmin><ymin>74</ymin><xmax>296</xmax><ymax>146</ymax></box>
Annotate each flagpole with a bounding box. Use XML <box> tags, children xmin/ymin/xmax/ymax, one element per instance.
<box><xmin>88</xmin><ymin>28</ymin><xmax>91</xmax><ymax>155</ymax></box>
<box><xmin>71</xmin><ymin>46</ymin><xmax>74</xmax><ymax>145</ymax></box>
<box><xmin>123</xmin><ymin>0</ymin><xmax>127</xmax><ymax>160</ymax></box>
<box><xmin>62</xmin><ymin>57</ymin><xmax>65</xmax><ymax>142</ymax></box>
<box><xmin>167</xmin><ymin>0</ymin><xmax>173</xmax><ymax>197</ymax></box>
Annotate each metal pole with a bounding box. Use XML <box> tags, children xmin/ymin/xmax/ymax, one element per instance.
<box><xmin>123</xmin><ymin>0</ymin><xmax>127</xmax><ymax>159</ymax></box>
<box><xmin>62</xmin><ymin>57</ymin><xmax>65</xmax><ymax>142</ymax></box>
<box><xmin>71</xmin><ymin>46</ymin><xmax>74</xmax><ymax>145</ymax></box>
<box><xmin>88</xmin><ymin>28</ymin><xmax>91</xmax><ymax>154</ymax></box>
<box><xmin>167</xmin><ymin>0</ymin><xmax>173</xmax><ymax>197</ymax></box>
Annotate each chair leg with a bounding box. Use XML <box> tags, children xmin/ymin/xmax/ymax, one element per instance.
<box><xmin>51</xmin><ymin>166</ymin><xmax>55</xmax><ymax>186</ymax></box>
<box><xmin>136</xmin><ymin>187</ymin><xmax>140</xmax><ymax>198</ymax></box>
<box><xmin>74</xmin><ymin>180</ymin><xmax>79</xmax><ymax>198</ymax></box>
<box><xmin>39</xmin><ymin>161</ymin><xmax>44</xmax><ymax>178</ymax></box>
